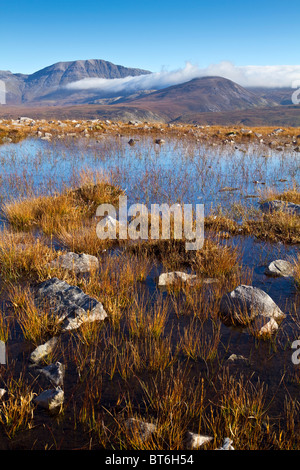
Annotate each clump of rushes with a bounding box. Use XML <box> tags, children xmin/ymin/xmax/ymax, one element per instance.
<box><xmin>0</xmin><ymin>231</ymin><xmax>60</xmax><ymax>283</ymax></box>
<box><xmin>3</xmin><ymin>170</ymin><xmax>124</xmax><ymax>235</ymax></box>
<box><xmin>191</xmin><ymin>238</ymin><xmax>240</xmax><ymax>278</ymax></box>
<box><xmin>293</xmin><ymin>254</ymin><xmax>300</xmax><ymax>289</ymax></box>
<box><xmin>244</xmin><ymin>211</ymin><xmax>300</xmax><ymax>244</ymax></box>
<box><xmin>261</xmin><ymin>186</ymin><xmax>300</xmax><ymax>205</ymax></box>
<box><xmin>207</xmin><ymin>370</ymin><xmax>269</xmax><ymax>450</ymax></box>
<box><xmin>8</xmin><ymin>285</ymin><xmax>61</xmax><ymax>346</ymax></box>
<box><xmin>0</xmin><ymin>373</ymin><xmax>35</xmax><ymax>439</ymax></box>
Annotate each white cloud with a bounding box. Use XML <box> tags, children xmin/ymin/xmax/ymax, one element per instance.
<box><xmin>65</xmin><ymin>61</ymin><xmax>300</xmax><ymax>94</ymax></box>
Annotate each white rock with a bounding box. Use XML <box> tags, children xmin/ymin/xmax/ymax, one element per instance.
<box><xmin>265</xmin><ymin>259</ymin><xmax>295</xmax><ymax>278</ymax></box>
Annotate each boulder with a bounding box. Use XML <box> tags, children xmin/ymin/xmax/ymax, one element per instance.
<box><xmin>265</xmin><ymin>259</ymin><xmax>295</xmax><ymax>278</ymax></box>
<box><xmin>219</xmin><ymin>285</ymin><xmax>285</xmax><ymax>325</ymax></box>
<box><xmin>35</xmin><ymin>277</ymin><xmax>107</xmax><ymax>331</ymax></box>
<box><xmin>50</xmin><ymin>252</ymin><xmax>99</xmax><ymax>274</ymax></box>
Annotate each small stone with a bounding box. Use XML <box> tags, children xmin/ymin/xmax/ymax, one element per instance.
<box><xmin>217</xmin><ymin>437</ymin><xmax>235</xmax><ymax>450</ymax></box>
<box><xmin>158</xmin><ymin>271</ymin><xmax>197</xmax><ymax>287</ymax></box>
<box><xmin>0</xmin><ymin>389</ymin><xmax>6</xmax><ymax>399</ymax></box>
<box><xmin>227</xmin><ymin>354</ymin><xmax>248</xmax><ymax>363</ymax></box>
<box><xmin>125</xmin><ymin>418</ymin><xmax>156</xmax><ymax>441</ymax></box>
<box><xmin>30</xmin><ymin>337</ymin><xmax>58</xmax><ymax>364</ymax></box>
<box><xmin>185</xmin><ymin>431</ymin><xmax>213</xmax><ymax>449</ymax></box>
<box><xmin>38</xmin><ymin>362</ymin><xmax>64</xmax><ymax>386</ymax></box>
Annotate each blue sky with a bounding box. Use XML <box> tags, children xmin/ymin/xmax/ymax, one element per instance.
<box><xmin>1</xmin><ymin>0</ymin><xmax>300</xmax><ymax>74</ymax></box>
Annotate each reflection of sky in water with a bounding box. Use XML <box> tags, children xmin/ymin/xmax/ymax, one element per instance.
<box><xmin>0</xmin><ymin>136</ymin><xmax>299</xmax><ymax>212</ymax></box>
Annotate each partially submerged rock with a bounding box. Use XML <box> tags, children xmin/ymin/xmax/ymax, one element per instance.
<box><xmin>260</xmin><ymin>200</ymin><xmax>300</xmax><ymax>216</ymax></box>
<box><xmin>38</xmin><ymin>362</ymin><xmax>64</xmax><ymax>387</ymax></box>
<box><xmin>50</xmin><ymin>252</ymin><xmax>99</xmax><ymax>274</ymax></box>
<box><xmin>30</xmin><ymin>337</ymin><xmax>58</xmax><ymax>364</ymax></box>
<box><xmin>265</xmin><ymin>259</ymin><xmax>295</xmax><ymax>278</ymax></box>
<box><xmin>35</xmin><ymin>277</ymin><xmax>107</xmax><ymax>331</ymax></box>
<box><xmin>251</xmin><ymin>316</ymin><xmax>279</xmax><ymax>338</ymax></box>
<box><xmin>34</xmin><ymin>387</ymin><xmax>64</xmax><ymax>410</ymax></box>
<box><xmin>219</xmin><ymin>285</ymin><xmax>285</xmax><ymax>326</ymax></box>
<box><xmin>226</xmin><ymin>354</ymin><xmax>249</xmax><ymax>364</ymax></box>
<box><xmin>158</xmin><ymin>271</ymin><xmax>197</xmax><ymax>287</ymax></box>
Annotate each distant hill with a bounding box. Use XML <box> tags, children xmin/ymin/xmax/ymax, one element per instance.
<box><xmin>119</xmin><ymin>76</ymin><xmax>272</xmax><ymax>119</ymax></box>
<box><xmin>0</xmin><ymin>59</ymin><xmax>151</xmax><ymax>105</ymax></box>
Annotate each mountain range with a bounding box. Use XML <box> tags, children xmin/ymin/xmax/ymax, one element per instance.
<box><xmin>0</xmin><ymin>59</ymin><xmax>299</xmax><ymax>125</ymax></box>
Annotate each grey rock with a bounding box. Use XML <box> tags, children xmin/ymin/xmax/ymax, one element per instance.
<box><xmin>265</xmin><ymin>259</ymin><xmax>295</xmax><ymax>278</ymax></box>
<box><xmin>260</xmin><ymin>200</ymin><xmax>300</xmax><ymax>216</ymax></box>
<box><xmin>219</xmin><ymin>285</ymin><xmax>285</xmax><ymax>325</ymax></box>
<box><xmin>50</xmin><ymin>252</ymin><xmax>99</xmax><ymax>274</ymax></box>
<box><xmin>226</xmin><ymin>354</ymin><xmax>248</xmax><ymax>363</ymax></box>
<box><xmin>35</xmin><ymin>277</ymin><xmax>107</xmax><ymax>331</ymax></box>
<box><xmin>34</xmin><ymin>387</ymin><xmax>64</xmax><ymax>410</ymax></box>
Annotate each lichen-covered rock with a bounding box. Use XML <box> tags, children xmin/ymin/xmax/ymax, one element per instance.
<box><xmin>219</xmin><ymin>285</ymin><xmax>285</xmax><ymax>325</ymax></box>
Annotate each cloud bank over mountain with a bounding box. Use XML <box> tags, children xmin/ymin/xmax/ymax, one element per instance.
<box><xmin>65</xmin><ymin>61</ymin><xmax>300</xmax><ymax>95</ymax></box>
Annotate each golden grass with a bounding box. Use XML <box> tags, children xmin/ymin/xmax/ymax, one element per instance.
<box><xmin>8</xmin><ymin>285</ymin><xmax>61</xmax><ymax>346</ymax></box>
